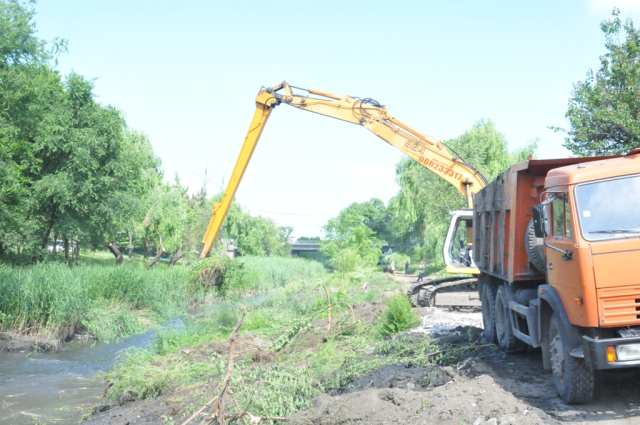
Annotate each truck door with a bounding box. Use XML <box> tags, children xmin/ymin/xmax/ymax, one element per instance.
<box><xmin>544</xmin><ymin>191</ymin><xmax>582</xmax><ymax>323</ymax></box>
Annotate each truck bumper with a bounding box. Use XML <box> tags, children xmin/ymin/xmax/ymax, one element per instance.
<box><xmin>582</xmin><ymin>335</ymin><xmax>640</xmax><ymax>370</ymax></box>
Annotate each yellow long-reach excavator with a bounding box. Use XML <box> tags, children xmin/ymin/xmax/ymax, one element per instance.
<box><xmin>199</xmin><ymin>81</ymin><xmax>488</xmax><ymax>308</ymax></box>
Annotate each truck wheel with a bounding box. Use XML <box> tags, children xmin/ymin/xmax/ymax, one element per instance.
<box><xmin>481</xmin><ymin>282</ymin><xmax>498</xmax><ymax>343</ymax></box>
<box><xmin>495</xmin><ymin>285</ymin><xmax>524</xmax><ymax>352</ymax></box>
<box><xmin>549</xmin><ymin>312</ymin><xmax>594</xmax><ymax>404</ymax></box>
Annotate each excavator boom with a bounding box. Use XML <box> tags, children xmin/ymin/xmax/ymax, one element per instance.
<box><xmin>199</xmin><ymin>82</ymin><xmax>487</xmax><ymax>266</ymax></box>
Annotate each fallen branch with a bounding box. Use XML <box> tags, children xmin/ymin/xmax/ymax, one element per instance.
<box><xmin>180</xmin><ymin>396</ymin><xmax>219</xmax><ymax>425</ymax></box>
<box><xmin>207</xmin><ymin>310</ymin><xmax>245</xmax><ymax>424</ymax></box>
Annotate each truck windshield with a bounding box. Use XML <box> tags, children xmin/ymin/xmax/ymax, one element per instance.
<box><xmin>575</xmin><ymin>174</ymin><xmax>640</xmax><ymax>241</ymax></box>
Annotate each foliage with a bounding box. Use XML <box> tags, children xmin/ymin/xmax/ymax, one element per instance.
<box><xmin>558</xmin><ymin>8</ymin><xmax>640</xmax><ymax>156</ymax></box>
<box><xmin>103</xmin><ymin>348</ymin><xmax>226</xmax><ymax>400</ymax></box>
<box><xmin>213</xmin><ymin>192</ymin><xmax>292</xmax><ymax>257</ymax></box>
<box><xmin>322</xmin><ymin>199</ymin><xmax>387</xmax><ymax>267</ymax></box>
<box><xmin>325</xmin><ymin>333</ymin><xmax>488</xmax><ymax>389</ymax></box>
<box><xmin>188</xmin><ymin>255</ymin><xmax>230</xmax><ymax>294</ymax></box>
<box><xmin>0</xmin><ymin>262</ymin><xmax>190</xmax><ymax>341</ymax></box>
<box><xmin>378</xmin><ymin>294</ymin><xmax>421</xmax><ymax>337</ymax></box>
<box><xmin>144</xmin><ymin>178</ymin><xmax>188</xmax><ymax>256</ymax></box>
<box><xmin>239</xmin><ymin>365</ymin><xmax>322</xmax><ymax>418</ymax></box>
<box><xmin>0</xmin><ymin>2</ymin><xmax>161</xmax><ymax>264</ymax></box>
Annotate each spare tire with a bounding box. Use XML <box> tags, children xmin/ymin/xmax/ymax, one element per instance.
<box><xmin>525</xmin><ymin>218</ymin><xmax>546</xmax><ymax>273</ymax></box>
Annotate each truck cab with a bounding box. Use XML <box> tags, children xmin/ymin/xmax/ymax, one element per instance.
<box><xmin>474</xmin><ymin>149</ymin><xmax>640</xmax><ymax>404</ymax></box>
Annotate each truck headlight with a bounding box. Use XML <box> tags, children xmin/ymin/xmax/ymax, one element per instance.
<box><xmin>616</xmin><ymin>344</ymin><xmax>640</xmax><ymax>361</ymax></box>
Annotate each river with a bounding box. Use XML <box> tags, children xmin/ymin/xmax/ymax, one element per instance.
<box><xmin>0</xmin><ymin>318</ymin><xmax>183</xmax><ymax>424</ymax></box>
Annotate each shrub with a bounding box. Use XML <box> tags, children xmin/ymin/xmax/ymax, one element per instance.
<box><xmin>379</xmin><ymin>294</ymin><xmax>421</xmax><ymax>337</ymax></box>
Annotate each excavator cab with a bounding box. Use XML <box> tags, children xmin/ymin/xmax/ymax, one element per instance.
<box><xmin>444</xmin><ymin>209</ymin><xmax>478</xmax><ymax>275</ymax></box>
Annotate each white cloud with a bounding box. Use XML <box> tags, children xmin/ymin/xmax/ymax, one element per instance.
<box><xmin>589</xmin><ymin>0</ymin><xmax>640</xmax><ymax>13</ymax></box>
<box><xmin>341</xmin><ymin>163</ymin><xmax>395</xmax><ymax>184</ymax></box>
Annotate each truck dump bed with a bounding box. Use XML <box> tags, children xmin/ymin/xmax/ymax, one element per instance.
<box><xmin>472</xmin><ymin>157</ymin><xmax>612</xmax><ymax>283</ymax></box>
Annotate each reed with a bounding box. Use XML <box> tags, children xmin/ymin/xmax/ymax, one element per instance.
<box><xmin>238</xmin><ymin>256</ymin><xmax>326</xmax><ymax>290</ymax></box>
<box><xmin>0</xmin><ymin>263</ymin><xmax>190</xmax><ymax>341</ymax></box>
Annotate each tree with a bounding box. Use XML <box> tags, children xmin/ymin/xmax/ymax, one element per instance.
<box><xmin>144</xmin><ymin>180</ymin><xmax>188</xmax><ymax>267</ymax></box>
<box><xmin>0</xmin><ymin>0</ymin><xmax>49</xmax><ymax>68</ymax></box>
<box><xmin>560</xmin><ymin>8</ymin><xmax>640</xmax><ymax>156</ymax></box>
<box><xmin>321</xmin><ymin>199</ymin><xmax>386</xmax><ymax>267</ymax></box>
<box><xmin>0</xmin><ymin>1</ymin><xmax>71</xmax><ymax>263</ymax></box>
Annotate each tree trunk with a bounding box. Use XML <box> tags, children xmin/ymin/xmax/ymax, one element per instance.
<box><xmin>143</xmin><ymin>237</ymin><xmax>150</xmax><ymax>259</ymax></box>
<box><xmin>127</xmin><ymin>231</ymin><xmax>134</xmax><ymax>259</ymax></box>
<box><xmin>41</xmin><ymin>204</ymin><xmax>58</xmax><ymax>249</ymax></box>
<box><xmin>53</xmin><ymin>233</ymin><xmax>58</xmax><ymax>257</ymax></box>
<box><xmin>169</xmin><ymin>247</ymin><xmax>183</xmax><ymax>266</ymax></box>
<box><xmin>106</xmin><ymin>242</ymin><xmax>124</xmax><ymax>266</ymax></box>
<box><xmin>75</xmin><ymin>239</ymin><xmax>81</xmax><ymax>266</ymax></box>
<box><xmin>64</xmin><ymin>238</ymin><xmax>69</xmax><ymax>263</ymax></box>
<box><xmin>145</xmin><ymin>232</ymin><xmax>164</xmax><ymax>268</ymax></box>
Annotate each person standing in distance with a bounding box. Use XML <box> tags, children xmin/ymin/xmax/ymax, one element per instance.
<box><xmin>417</xmin><ymin>261</ymin><xmax>425</xmax><ymax>282</ymax></box>
<box><xmin>404</xmin><ymin>260</ymin><xmax>409</xmax><ymax>274</ymax></box>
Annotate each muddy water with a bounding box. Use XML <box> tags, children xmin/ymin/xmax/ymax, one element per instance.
<box><xmin>0</xmin><ymin>297</ymin><xmax>263</xmax><ymax>424</ymax></box>
<box><xmin>0</xmin><ymin>318</ymin><xmax>184</xmax><ymax>424</ymax></box>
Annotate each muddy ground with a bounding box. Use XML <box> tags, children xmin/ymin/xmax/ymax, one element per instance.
<box><xmin>85</xmin><ymin>272</ymin><xmax>640</xmax><ymax>425</ymax></box>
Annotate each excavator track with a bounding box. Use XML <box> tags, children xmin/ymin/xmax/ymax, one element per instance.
<box><xmin>407</xmin><ymin>277</ymin><xmax>479</xmax><ymax>309</ymax></box>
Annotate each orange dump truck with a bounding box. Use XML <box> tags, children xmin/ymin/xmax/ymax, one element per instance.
<box><xmin>474</xmin><ymin>149</ymin><xmax>640</xmax><ymax>404</ymax></box>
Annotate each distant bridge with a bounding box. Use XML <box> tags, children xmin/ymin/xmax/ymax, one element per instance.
<box><xmin>290</xmin><ymin>241</ymin><xmax>321</xmax><ymax>256</ymax></box>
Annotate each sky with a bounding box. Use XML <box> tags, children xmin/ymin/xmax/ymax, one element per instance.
<box><xmin>33</xmin><ymin>0</ymin><xmax>640</xmax><ymax>238</ymax></box>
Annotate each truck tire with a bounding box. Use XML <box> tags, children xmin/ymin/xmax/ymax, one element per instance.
<box><xmin>481</xmin><ymin>281</ymin><xmax>498</xmax><ymax>344</ymax></box>
<box><xmin>525</xmin><ymin>218</ymin><xmax>546</xmax><ymax>274</ymax></box>
<box><xmin>495</xmin><ymin>285</ymin><xmax>525</xmax><ymax>352</ymax></box>
<box><xmin>549</xmin><ymin>312</ymin><xmax>594</xmax><ymax>404</ymax></box>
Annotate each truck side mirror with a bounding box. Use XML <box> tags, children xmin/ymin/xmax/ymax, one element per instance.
<box><xmin>532</xmin><ymin>204</ymin><xmax>551</xmax><ymax>238</ymax></box>
<box><xmin>532</xmin><ymin>205</ymin><xmax>544</xmax><ymax>238</ymax></box>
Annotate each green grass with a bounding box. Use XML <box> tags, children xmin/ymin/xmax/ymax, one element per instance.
<box><xmin>0</xmin><ymin>262</ymin><xmax>191</xmax><ymax>341</ymax></box>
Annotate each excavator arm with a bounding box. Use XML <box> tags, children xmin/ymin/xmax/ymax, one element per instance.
<box><xmin>199</xmin><ymin>82</ymin><xmax>487</xmax><ymax>260</ymax></box>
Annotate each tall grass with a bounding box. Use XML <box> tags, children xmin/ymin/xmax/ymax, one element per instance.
<box><xmin>238</xmin><ymin>256</ymin><xmax>326</xmax><ymax>290</ymax></box>
<box><xmin>0</xmin><ymin>263</ymin><xmax>190</xmax><ymax>341</ymax></box>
